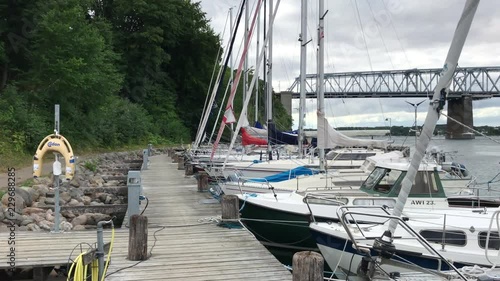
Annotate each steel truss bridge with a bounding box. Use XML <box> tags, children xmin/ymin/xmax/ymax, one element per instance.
<box><xmin>285</xmin><ymin>67</ymin><xmax>500</xmax><ymax>99</ymax></box>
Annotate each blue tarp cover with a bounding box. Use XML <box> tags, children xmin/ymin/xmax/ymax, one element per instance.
<box><xmin>249</xmin><ymin>166</ymin><xmax>319</xmax><ymax>182</ymax></box>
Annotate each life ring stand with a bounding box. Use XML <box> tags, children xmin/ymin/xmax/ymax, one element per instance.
<box><xmin>33</xmin><ymin>134</ymin><xmax>75</xmax><ymax>181</ymax></box>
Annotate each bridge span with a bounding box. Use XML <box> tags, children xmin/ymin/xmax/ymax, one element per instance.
<box><xmin>278</xmin><ymin>67</ymin><xmax>500</xmax><ymax>139</ymax></box>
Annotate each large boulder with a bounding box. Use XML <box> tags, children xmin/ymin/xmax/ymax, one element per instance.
<box><xmin>60</xmin><ymin>192</ymin><xmax>72</xmax><ymax>203</ymax></box>
<box><xmin>38</xmin><ymin>220</ymin><xmax>54</xmax><ymax>231</ymax></box>
<box><xmin>27</xmin><ymin>223</ymin><xmax>41</xmax><ymax>231</ymax></box>
<box><xmin>86</xmin><ymin>213</ymin><xmax>111</xmax><ymax>225</ymax></box>
<box><xmin>90</xmin><ymin>176</ymin><xmax>105</xmax><ymax>187</ymax></box>
<box><xmin>34</xmin><ymin>177</ymin><xmax>52</xmax><ymax>186</ymax></box>
<box><xmin>22</xmin><ymin>207</ymin><xmax>45</xmax><ymax>216</ymax></box>
<box><xmin>82</xmin><ymin>196</ymin><xmax>92</xmax><ymax>205</ymax></box>
<box><xmin>1</xmin><ymin>193</ymin><xmax>26</xmax><ymax>213</ymax></box>
<box><xmin>21</xmin><ymin>187</ymin><xmax>38</xmax><ymax>203</ymax></box>
<box><xmin>73</xmin><ymin>225</ymin><xmax>86</xmax><ymax>231</ymax></box>
<box><xmin>32</xmin><ymin>184</ymin><xmax>50</xmax><ymax>197</ymax></box>
<box><xmin>69</xmin><ymin>188</ymin><xmax>84</xmax><ymax>200</ymax></box>
<box><xmin>59</xmin><ymin>221</ymin><xmax>73</xmax><ymax>231</ymax></box>
<box><xmin>71</xmin><ymin>214</ymin><xmax>88</xmax><ymax>227</ymax></box>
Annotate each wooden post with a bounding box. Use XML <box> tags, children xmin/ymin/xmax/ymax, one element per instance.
<box><xmin>197</xmin><ymin>171</ymin><xmax>209</xmax><ymax>192</ymax></box>
<box><xmin>177</xmin><ymin>156</ymin><xmax>185</xmax><ymax>170</ymax></box>
<box><xmin>172</xmin><ymin>153</ymin><xmax>179</xmax><ymax>163</ymax></box>
<box><xmin>221</xmin><ymin>195</ymin><xmax>239</xmax><ymax>221</ymax></box>
<box><xmin>33</xmin><ymin>266</ymin><xmax>53</xmax><ymax>281</ymax></box>
<box><xmin>185</xmin><ymin>162</ymin><xmax>194</xmax><ymax>176</ymax></box>
<box><xmin>128</xmin><ymin>215</ymin><xmax>148</xmax><ymax>261</ymax></box>
<box><xmin>292</xmin><ymin>251</ymin><xmax>324</xmax><ymax>281</ymax></box>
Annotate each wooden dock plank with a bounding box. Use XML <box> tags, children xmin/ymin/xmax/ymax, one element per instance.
<box><xmin>107</xmin><ymin>154</ymin><xmax>291</xmax><ymax>280</ymax></box>
<box><xmin>0</xmin><ymin>154</ymin><xmax>291</xmax><ymax>280</ymax></box>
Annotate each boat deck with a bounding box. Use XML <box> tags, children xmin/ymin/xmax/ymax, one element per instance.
<box><xmin>0</xmin><ymin>154</ymin><xmax>291</xmax><ymax>280</ymax></box>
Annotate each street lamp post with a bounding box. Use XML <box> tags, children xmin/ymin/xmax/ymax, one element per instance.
<box><xmin>406</xmin><ymin>99</ymin><xmax>426</xmax><ymax>144</ymax></box>
<box><xmin>385</xmin><ymin>118</ymin><xmax>392</xmax><ymax>140</ymax></box>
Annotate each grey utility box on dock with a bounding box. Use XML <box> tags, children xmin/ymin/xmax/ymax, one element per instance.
<box><xmin>127</xmin><ymin>171</ymin><xmax>142</xmax><ymax>224</ymax></box>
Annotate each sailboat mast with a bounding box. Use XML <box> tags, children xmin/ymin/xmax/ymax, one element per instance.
<box><xmin>298</xmin><ymin>0</ymin><xmax>308</xmax><ymax>158</ymax></box>
<box><xmin>230</xmin><ymin>7</ymin><xmax>235</xmax><ymax>141</ymax></box>
<box><xmin>256</xmin><ymin>3</ymin><xmax>260</xmax><ymax>122</ymax></box>
<box><xmin>266</xmin><ymin>0</ymin><xmax>274</xmax><ymax>160</ymax></box>
<box><xmin>210</xmin><ymin>0</ymin><xmax>264</xmax><ymax>160</ymax></box>
<box><xmin>388</xmin><ymin>0</ymin><xmax>480</xmax><ymax>233</ymax></box>
<box><xmin>223</xmin><ymin>0</ymin><xmax>282</xmax><ymax>168</ymax></box>
<box><xmin>243</xmin><ymin>0</ymin><xmax>249</xmax><ymax>120</ymax></box>
<box><xmin>317</xmin><ymin>0</ymin><xmax>326</xmax><ymax>170</ymax></box>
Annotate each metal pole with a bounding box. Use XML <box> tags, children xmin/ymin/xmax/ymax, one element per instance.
<box><xmin>414</xmin><ymin>106</ymin><xmax>418</xmax><ymax>145</ymax></box>
<box><xmin>55</xmin><ymin>104</ymin><xmax>60</xmax><ymax>135</ymax></box>
<box><xmin>298</xmin><ymin>0</ymin><xmax>307</xmax><ymax>158</ymax></box>
<box><xmin>318</xmin><ymin>0</ymin><xmax>326</xmax><ymax>170</ymax></box>
<box><xmin>96</xmin><ymin>219</ymin><xmax>113</xmax><ymax>281</ymax></box>
<box><xmin>53</xmin><ymin>154</ymin><xmax>61</xmax><ymax>233</ymax></box>
<box><xmin>97</xmin><ymin>223</ymin><xmax>104</xmax><ymax>280</ymax></box>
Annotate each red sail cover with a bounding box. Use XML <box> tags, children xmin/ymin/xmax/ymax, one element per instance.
<box><xmin>241</xmin><ymin>128</ymin><xmax>268</xmax><ymax>146</ymax></box>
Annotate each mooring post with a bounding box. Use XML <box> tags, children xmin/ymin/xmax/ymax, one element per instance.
<box><xmin>221</xmin><ymin>195</ymin><xmax>240</xmax><ymax>222</ymax></box>
<box><xmin>197</xmin><ymin>171</ymin><xmax>209</xmax><ymax>192</ymax></box>
<box><xmin>148</xmin><ymin>143</ymin><xmax>153</xmax><ymax>156</ymax></box>
<box><xmin>127</xmin><ymin>171</ymin><xmax>142</xmax><ymax>226</ymax></box>
<box><xmin>128</xmin><ymin>214</ymin><xmax>148</xmax><ymax>261</ymax></box>
<box><xmin>185</xmin><ymin>161</ymin><xmax>194</xmax><ymax>176</ymax></box>
<box><xmin>177</xmin><ymin>155</ymin><xmax>185</xmax><ymax>170</ymax></box>
<box><xmin>172</xmin><ymin>152</ymin><xmax>179</xmax><ymax>163</ymax></box>
<box><xmin>292</xmin><ymin>251</ymin><xmax>324</xmax><ymax>281</ymax></box>
<box><xmin>142</xmin><ymin>149</ymin><xmax>149</xmax><ymax>170</ymax></box>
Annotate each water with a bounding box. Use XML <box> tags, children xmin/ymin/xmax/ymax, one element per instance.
<box><xmin>389</xmin><ymin>135</ymin><xmax>500</xmax><ymax>185</ymax></box>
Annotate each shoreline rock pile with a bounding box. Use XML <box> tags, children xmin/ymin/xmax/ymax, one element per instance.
<box><xmin>0</xmin><ymin>148</ymin><xmax>168</xmax><ymax>232</ymax></box>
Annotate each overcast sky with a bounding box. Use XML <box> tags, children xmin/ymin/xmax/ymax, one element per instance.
<box><xmin>199</xmin><ymin>0</ymin><xmax>500</xmax><ymax>129</ymax></box>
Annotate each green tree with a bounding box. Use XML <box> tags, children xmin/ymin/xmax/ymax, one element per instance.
<box><xmin>22</xmin><ymin>0</ymin><xmax>123</xmax><ymax>146</ymax></box>
<box><xmin>93</xmin><ymin>0</ymin><xmax>221</xmax><ymax>140</ymax></box>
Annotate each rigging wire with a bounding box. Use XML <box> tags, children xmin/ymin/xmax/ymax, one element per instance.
<box><xmin>381</xmin><ymin>0</ymin><xmax>411</xmax><ymax>68</ymax></box>
<box><xmin>198</xmin><ymin>9</ymin><xmax>231</xmax><ymax>135</ymax></box>
<box><xmin>353</xmin><ymin>0</ymin><xmax>373</xmax><ymax>71</ymax></box>
<box><xmin>440</xmin><ymin>112</ymin><xmax>500</xmax><ymax>145</ymax></box>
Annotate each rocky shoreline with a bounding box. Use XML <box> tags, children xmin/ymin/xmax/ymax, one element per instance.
<box><xmin>0</xmin><ymin>148</ymin><xmax>168</xmax><ymax>232</ymax></box>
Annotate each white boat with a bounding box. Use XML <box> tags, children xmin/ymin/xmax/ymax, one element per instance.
<box><xmin>220</xmin><ymin>153</ymin><xmax>474</xmax><ymax>196</ymax></box>
<box><xmin>309</xmin><ymin>205</ymin><xmax>500</xmax><ymax>277</ymax></box>
<box><xmin>309</xmin><ymin>0</ymin><xmax>488</xmax><ymax>278</ymax></box>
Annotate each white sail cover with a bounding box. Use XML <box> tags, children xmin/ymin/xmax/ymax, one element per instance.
<box><xmin>241</xmin><ymin>115</ymin><xmax>267</xmax><ymax>139</ymax></box>
<box><xmin>317</xmin><ymin>111</ymin><xmax>389</xmax><ymax>149</ymax></box>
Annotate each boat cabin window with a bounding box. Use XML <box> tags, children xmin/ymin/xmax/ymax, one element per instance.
<box><xmin>307</xmin><ymin>198</ymin><xmax>348</xmax><ymax>206</ymax></box>
<box><xmin>363</xmin><ymin>167</ymin><xmax>402</xmax><ymax>193</ymax></box>
<box><xmin>352</xmin><ymin>198</ymin><xmax>396</xmax><ymax>207</ymax></box>
<box><xmin>419</xmin><ymin>230</ymin><xmax>467</xmax><ymax>246</ymax></box>
<box><xmin>393</xmin><ymin>171</ymin><xmax>439</xmax><ymax>195</ymax></box>
<box><xmin>326</xmin><ymin>152</ymin><xmax>377</xmax><ymax>161</ymax></box>
<box><xmin>478</xmin><ymin>231</ymin><xmax>500</xmax><ymax>250</ymax></box>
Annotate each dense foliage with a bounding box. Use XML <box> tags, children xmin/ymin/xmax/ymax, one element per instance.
<box><xmin>0</xmin><ymin>0</ymin><xmax>292</xmax><ymax>163</ymax></box>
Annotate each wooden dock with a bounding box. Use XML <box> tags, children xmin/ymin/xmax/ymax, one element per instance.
<box><xmin>0</xmin><ymin>154</ymin><xmax>291</xmax><ymax>280</ymax></box>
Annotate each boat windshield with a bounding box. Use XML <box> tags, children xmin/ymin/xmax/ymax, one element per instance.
<box><xmin>362</xmin><ymin>167</ymin><xmax>403</xmax><ymax>193</ymax></box>
<box><xmin>326</xmin><ymin>152</ymin><xmax>377</xmax><ymax>161</ymax></box>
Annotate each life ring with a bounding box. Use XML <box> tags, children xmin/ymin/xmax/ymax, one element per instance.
<box><xmin>33</xmin><ymin>134</ymin><xmax>75</xmax><ymax>181</ymax></box>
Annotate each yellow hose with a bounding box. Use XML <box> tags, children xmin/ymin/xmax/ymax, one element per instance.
<box><xmin>67</xmin><ymin>224</ymin><xmax>115</xmax><ymax>281</ymax></box>
<box><xmin>101</xmin><ymin>225</ymin><xmax>115</xmax><ymax>281</ymax></box>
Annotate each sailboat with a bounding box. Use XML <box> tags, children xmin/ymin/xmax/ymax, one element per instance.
<box><xmin>308</xmin><ymin>0</ymin><xmax>500</xmax><ymax>278</ymax></box>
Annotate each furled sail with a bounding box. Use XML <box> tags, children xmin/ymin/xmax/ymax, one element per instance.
<box><xmin>241</xmin><ymin>127</ymin><xmax>268</xmax><ymax>146</ymax></box>
<box><xmin>317</xmin><ymin>111</ymin><xmax>389</xmax><ymax>149</ymax></box>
